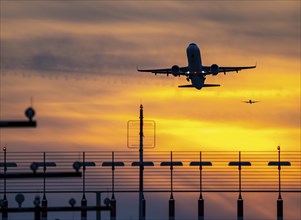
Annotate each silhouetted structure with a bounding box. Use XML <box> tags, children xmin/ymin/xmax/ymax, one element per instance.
<box><xmin>268</xmin><ymin>146</ymin><xmax>291</xmax><ymax>220</ymax></box>
<box><xmin>0</xmin><ymin>149</ymin><xmax>299</xmax><ymax>220</ymax></box>
<box><xmin>102</xmin><ymin>152</ymin><xmax>124</xmax><ymax>220</ymax></box>
<box><xmin>0</xmin><ymin>106</ymin><xmax>37</xmax><ymax>128</ymax></box>
<box><xmin>161</xmin><ymin>151</ymin><xmax>183</xmax><ymax>220</ymax></box>
<box><xmin>190</xmin><ymin>152</ymin><xmax>212</xmax><ymax>220</ymax></box>
<box><xmin>229</xmin><ymin>152</ymin><xmax>251</xmax><ymax>220</ymax></box>
<box><xmin>127</xmin><ymin>104</ymin><xmax>156</xmax><ymax>220</ymax></box>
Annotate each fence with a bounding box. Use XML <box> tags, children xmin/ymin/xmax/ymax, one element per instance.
<box><xmin>1</xmin><ymin>150</ymin><xmax>300</xmax><ymax>220</ymax></box>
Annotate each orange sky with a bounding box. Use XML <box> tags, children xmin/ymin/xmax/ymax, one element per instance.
<box><xmin>0</xmin><ymin>0</ymin><xmax>300</xmax><ymax>152</ymax></box>
<box><xmin>0</xmin><ymin>1</ymin><xmax>300</xmax><ymax>219</ymax></box>
<box><xmin>1</xmin><ymin>1</ymin><xmax>300</xmax><ymax>152</ymax></box>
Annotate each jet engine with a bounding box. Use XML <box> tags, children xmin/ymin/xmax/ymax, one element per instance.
<box><xmin>210</xmin><ymin>64</ymin><xmax>219</xmax><ymax>75</ymax></box>
<box><xmin>171</xmin><ymin>65</ymin><xmax>180</xmax><ymax>76</ymax></box>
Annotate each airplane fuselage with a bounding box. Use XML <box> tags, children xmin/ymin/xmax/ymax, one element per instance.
<box><xmin>186</xmin><ymin>43</ymin><xmax>205</xmax><ymax>90</ymax></box>
<box><xmin>186</xmin><ymin>43</ymin><xmax>202</xmax><ymax>72</ymax></box>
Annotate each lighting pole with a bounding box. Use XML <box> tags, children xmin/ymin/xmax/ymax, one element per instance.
<box><xmin>229</xmin><ymin>152</ymin><xmax>251</xmax><ymax>220</ymax></box>
<box><xmin>161</xmin><ymin>151</ymin><xmax>183</xmax><ymax>220</ymax></box>
<box><xmin>132</xmin><ymin>161</ymin><xmax>154</xmax><ymax>219</ymax></box>
<box><xmin>139</xmin><ymin>104</ymin><xmax>144</xmax><ymax>220</ymax></box>
<box><xmin>127</xmin><ymin>104</ymin><xmax>155</xmax><ymax>220</ymax></box>
<box><xmin>190</xmin><ymin>151</ymin><xmax>212</xmax><ymax>220</ymax></box>
<box><xmin>268</xmin><ymin>146</ymin><xmax>291</xmax><ymax>220</ymax></box>
<box><xmin>102</xmin><ymin>152</ymin><xmax>124</xmax><ymax>220</ymax></box>
<box><xmin>73</xmin><ymin>153</ymin><xmax>96</xmax><ymax>220</ymax></box>
<box><xmin>2</xmin><ymin>146</ymin><xmax>8</xmax><ymax>220</ymax></box>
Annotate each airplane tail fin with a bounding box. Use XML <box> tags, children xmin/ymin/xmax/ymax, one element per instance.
<box><xmin>178</xmin><ymin>84</ymin><xmax>220</xmax><ymax>88</ymax></box>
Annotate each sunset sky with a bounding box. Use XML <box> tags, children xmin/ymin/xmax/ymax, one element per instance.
<box><xmin>0</xmin><ymin>1</ymin><xmax>300</xmax><ymax>219</ymax></box>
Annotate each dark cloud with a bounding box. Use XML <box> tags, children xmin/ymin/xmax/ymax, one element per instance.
<box><xmin>1</xmin><ymin>35</ymin><xmax>154</xmax><ymax>75</ymax></box>
<box><xmin>3</xmin><ymin>1</ymin><xmax>299</xmax><ymax>26</ymax></box>
<box><xmin>30</xmin><ymin>53</ymin><xmax>74</xmax><ymax>70</ymax></box>
<box><xmin>3</xmin><ymin>1</ymin><xmax>299</xmax><ymax>39</ymax></box>
<box><xmin>1</xmin><ymin>1</ymin><xmax>299</xmax><ymax>78</ymax></box>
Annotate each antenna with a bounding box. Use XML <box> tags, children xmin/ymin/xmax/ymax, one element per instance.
<box><xmin>30</xmin><ymin>96</ymin><xmax>34</xmax><ymax>107</ymax></box>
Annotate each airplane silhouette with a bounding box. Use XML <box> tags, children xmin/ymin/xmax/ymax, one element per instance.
<box><xmin>243</xmin><ymin>100</ymin><xmax>259</xmax><ymax>104</ymax></box>
<box><xmin>138</xmin><ymin>43</ymin><xmax>256</xmax><ymax>90</ymax></box>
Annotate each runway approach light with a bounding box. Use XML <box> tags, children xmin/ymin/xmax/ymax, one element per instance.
<box><xmin>25</xmin><ymin>107</ymin><xmax>35</xmax><ymax>121</ymax></box>
<box><xmin>0</xmin><ymin>106</ymin><xmax>37</xmax><ymax>128</ymax></box>
<box><xmin>73</xmin><ymin>161</ymin><xmax>96</xmax><ymax>172</ymax></box>
<box><xmin>132</xmin><ymin>162</ymin><xmax>154</xmax><ymax>166</ymax></box>
<box><xmin>15</xmin><ymin>194</ymin><xmax>25</xmax><ymax>208</ymax></box>
<box><xmin>30</xmin><ymin>162</ymin><xmax>56</xmax><ymax>173</ymax></box>
<box><xmin>0</xmin><ymin>162</ymin><xmax>17</xmax><ymax>168</ymax></box>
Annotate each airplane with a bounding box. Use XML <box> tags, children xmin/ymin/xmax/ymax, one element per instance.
<box><xmin>243</xmin><ymin>100</ymin><xmax>259</xmax><ymax>104</ymax></box>
<box><xmin>137</xmin><ymin>43</ymin><xmax>256</xmax><ymax>90</ymax></box>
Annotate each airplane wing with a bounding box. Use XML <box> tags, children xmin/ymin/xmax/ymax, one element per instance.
<box><xmin>137</xmin><ymin>66</ymin><xmax>189</xmax><ymax>76</ymax></box>
<box><xmin>242</xmin><ymin>100</ymin><xmax>260</xmax><ymax>103</ymax></box>
<box><xmin>203</xmin><ymin>65</ymin><xmax>256</xmax><ymax>75</ymax></box>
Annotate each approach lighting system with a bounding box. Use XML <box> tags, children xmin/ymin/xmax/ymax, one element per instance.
<box><xmin>0</xmin><ymin>106</ymin><xmax>37</xmax><ymax>128</ymax></box>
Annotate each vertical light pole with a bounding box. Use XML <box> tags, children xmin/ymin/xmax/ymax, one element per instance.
<box><xmin>30</xmin><ymin>160</ymin><xmax>55</xmax><ymax>220</ymax></box>
<box><xmin>132</xmin><ymin>161</ymin><xmax>154</xmax><ymax>219</ymax></box>
<box><xmin>127</xmin><ymin>105</ymin><xmax>155</xmax><ymax>220</ymax></box>
<box><xmin>268</xmin><ymin>146</ymin><xmax>291</xmax><ymax>220</ymax></box>
<box><xmin>2</xmin><ymin>146</ymin><xmax>8</xmax><ymax>220</ymax></box>
<box><xmin>0</xmin><ymin>147</ymin><xmax>17</xmax><ymax>220</ymax></box>
<box><xmin>190</xmin><ymin>151</ymin><xmax>212</xmax><ymax>220</ymax></box>
<box><xmin>102</xmin><ymin>152</ymin><xmax>124</xmax><ymax>220</ymax></box>
<box><xmin>71</xmin><ymin>153</ymin><xmax>95</xmax><ymax>220</ymax></box>
<box><xmin>229</xmin><ymin>152</ymin><xmax>251</xmax><ymax>220</ymax></box>
<box><xmin>42</xmin><ymin>152</ymin><xmax>47</xmax><ymax>220</ymax></box>
<box><xmin>41</xmin><ymin>152</ymin><xmax>57</xmax><ymax>220</ymax></box>
<box><xmin>161</xmin><ymin>151</ymin><xmax>183</xmax><ymax>220</ymax></box>
<box><xmin>82</xmin><ymin>152</ymin><xmax>87</xmax><ymax>220</ymax></box>
<box><xmin>96</xmin><ymin>192</ymin><xmax>101</xmax><ymax>220</ymax></box>
<box><xmin>139</xmin><ymin>104</ymin><xmax>144</xmax><ymax>220</ymax></box>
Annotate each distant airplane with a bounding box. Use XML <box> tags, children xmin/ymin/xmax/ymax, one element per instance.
<box><xmin>243</xmin><ymin>100</ymin><xmax>259</xmax><ymax>104</ymax></box>
<box><xmin>138</xmin><ymin>43</ymin><xmax>256</xmax><ymax>90</ymax></box>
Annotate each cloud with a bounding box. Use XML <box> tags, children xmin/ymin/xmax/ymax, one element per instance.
<box><xmin>1</xmin><ymin>1</ymin><xmax>300</xmax><ymax>78</ymax></box>
<box><xmin>1</xmin><ymin>34</ymin><xmax>145</xmax><ymax>75</ymax></box>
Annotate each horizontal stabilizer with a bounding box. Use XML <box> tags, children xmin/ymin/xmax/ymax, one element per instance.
<box><xmin>178</xmin><ymin>85</ymin><xmax>194</xmax><ymax>88</ymax></box>
<box><xmin>203</xmin><ymin>84</ymin><xmax>220</xmax><ymax>87</ymax></box>
<box><xmin>178</xmin><ymin>84</ymin><xmax>220</xmax><ymax>88</ymax></box>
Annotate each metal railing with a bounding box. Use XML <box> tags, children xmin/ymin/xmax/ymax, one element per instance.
<box><xmin>1</xmin><ymin>150</ymin><xmax>300</xmax><ymax>220</ymax></box>
<box><xmin>1</xmin><ymin>150</ymin><xmax>300</xmax><ymax>193</ymax></box>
